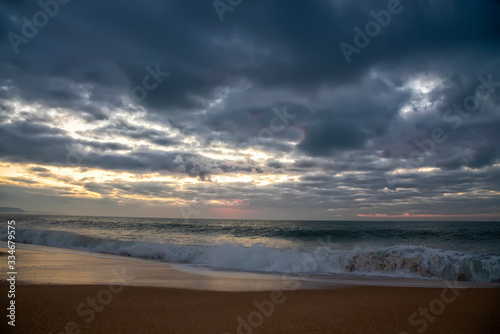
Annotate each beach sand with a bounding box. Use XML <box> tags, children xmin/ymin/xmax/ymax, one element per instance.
<box><xmin>1</xmin><ymin>244</ymin><xmax>500</xmax><ymax>333</ymax></box>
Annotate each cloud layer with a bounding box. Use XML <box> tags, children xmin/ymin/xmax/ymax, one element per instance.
<box><xmin>1</xmin><ymin>0</ymin><xmax>499</xmax><ymax>219</ymax></box>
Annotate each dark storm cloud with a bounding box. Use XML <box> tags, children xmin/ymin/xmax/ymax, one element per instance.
<box><xmin>1</xmin><ymin>0</ymin><xmax>500</xmax><ymax>217</ymax></box>
<box><xmin>266</xmin><ymin>160</ymin><xmax>284</xmax><ymax>169</ymax></box>
<box><xmin>1</xmin><ymin>0</ymin><xmax>498</xmax><ymax>114</ymax></box>
<box><xmin>292</xmin><ymin>160</ymin><xmax>318</xmax><ymax>169</ymax></box>
<box><xmin>0</xmin><ymin>118</ymin><xmax>265</xmax><ymax>180</ymax></box>
<box><xmin>0</xmin><ymin>121</ymin><xmax>73</xmax><ymax>163</ymax></box>
<box><xmin>0</xmin><ymin>120</ymin><xmax>130</xmax><ymax>158</ymax></box>
<box><xmin>88</xmin><ymin>120</ymin><xmax>180</xmax><ymax>147</ymax></box>
<box><xmin>7</xmin><ymin>177</ymin><xmax>39</xmax><ymax>185</ymax></box>
<box><xmin>28</xmin><ymin>166</ymin><xmax>50</xmax><ymax>173</ymax></box>
<box><xmin>0</xmin><ymin>120</ymin><xmax>177</xmax><ymax>173</ymax></box>
<box><xmin>84</xmin><ymin>181</ymin><xmax>176</xmax><ymax>198</ymax></box>
<box><xmin>436</xmin><ymin>144</ymin><xmax>499</xmax><ymax>171</ymax></box>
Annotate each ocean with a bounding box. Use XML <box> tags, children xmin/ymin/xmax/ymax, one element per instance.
<box><xmin>2</xmin><ymin>214</ymin><xmax>500</xmax><ymax>282</ymax></box>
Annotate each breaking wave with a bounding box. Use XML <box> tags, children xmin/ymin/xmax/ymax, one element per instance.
<box><xmin>3</xmin><ymin>228</ymin><xmax>500</xmax><ymax>282</ymax></box>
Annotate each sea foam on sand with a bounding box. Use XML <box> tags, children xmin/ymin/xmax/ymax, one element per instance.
<box><xmin>3</xmin><ymin>242</ymin><xmax>499</xmax><ymax>290</ymax></box>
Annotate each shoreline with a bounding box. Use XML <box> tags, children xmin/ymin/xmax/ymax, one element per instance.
<box><xmin>2</xmin><ymin>241</ymin><xmax>500</xmax><ymax>290</ymax></box>
<box><xmin>1</xmin><ymin>242</ymin><xmax>500</xmax><ymax>333</ymax></box>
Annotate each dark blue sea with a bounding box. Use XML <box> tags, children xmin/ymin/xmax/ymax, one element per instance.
<box><xmin>2</xmin><ymin>214</ymin><xmax>500</xmax><ymax>282</ymax></box>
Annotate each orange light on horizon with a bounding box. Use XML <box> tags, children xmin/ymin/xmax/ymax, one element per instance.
<box><xmin>357</xmin><ymin>213</ymin><xmax>497</xmax><ymax>218</ymax></box>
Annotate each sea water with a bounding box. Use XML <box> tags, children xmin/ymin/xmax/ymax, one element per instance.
<box><xmin>1</xmin><ymin>214</ymin><xmax>499</xmax><ymax>282</ymax></box>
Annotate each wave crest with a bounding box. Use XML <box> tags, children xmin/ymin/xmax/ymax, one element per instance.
<box><xmin>2</xmin><ymin>228</ymin><xmax>499</xmax><ymax>282</ymax></box>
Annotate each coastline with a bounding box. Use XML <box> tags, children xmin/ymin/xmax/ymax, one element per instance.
<box><xmin>2</xmin><ymin>241</ymin><xmax>500</xmax><ymax>289</ymax></box>
<box><xmin>1</xmin><ymin>243</ymin><xmax>500</xmax><ymax>333</ymax></box>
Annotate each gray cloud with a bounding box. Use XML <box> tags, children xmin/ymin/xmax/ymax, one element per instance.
<box><xmin>1</xmin><ymin>0</ymin><xmax>499</xmax><ymax>218</ymax></box>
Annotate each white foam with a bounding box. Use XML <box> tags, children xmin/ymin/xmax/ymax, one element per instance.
<box><xmin>2</xmin><ymin>227</ymin><xmax>500</xmax><ymax>282</ymax></box>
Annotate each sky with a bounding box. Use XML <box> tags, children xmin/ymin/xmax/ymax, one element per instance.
<box><xmin>0</xmin><ymin>0</ymin><xmax>499</xmax><ymax>220</ymax></box>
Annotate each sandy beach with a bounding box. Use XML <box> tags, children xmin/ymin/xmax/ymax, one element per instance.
<box><xmin>3</xmin><ymin>0</ymin><xmax>500</xmax><ymax>332</ymax></box>
<box><xmin>1</xmin><ymin>243</ymin><xmax>500</xmax><ymax>334</ymax></box>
